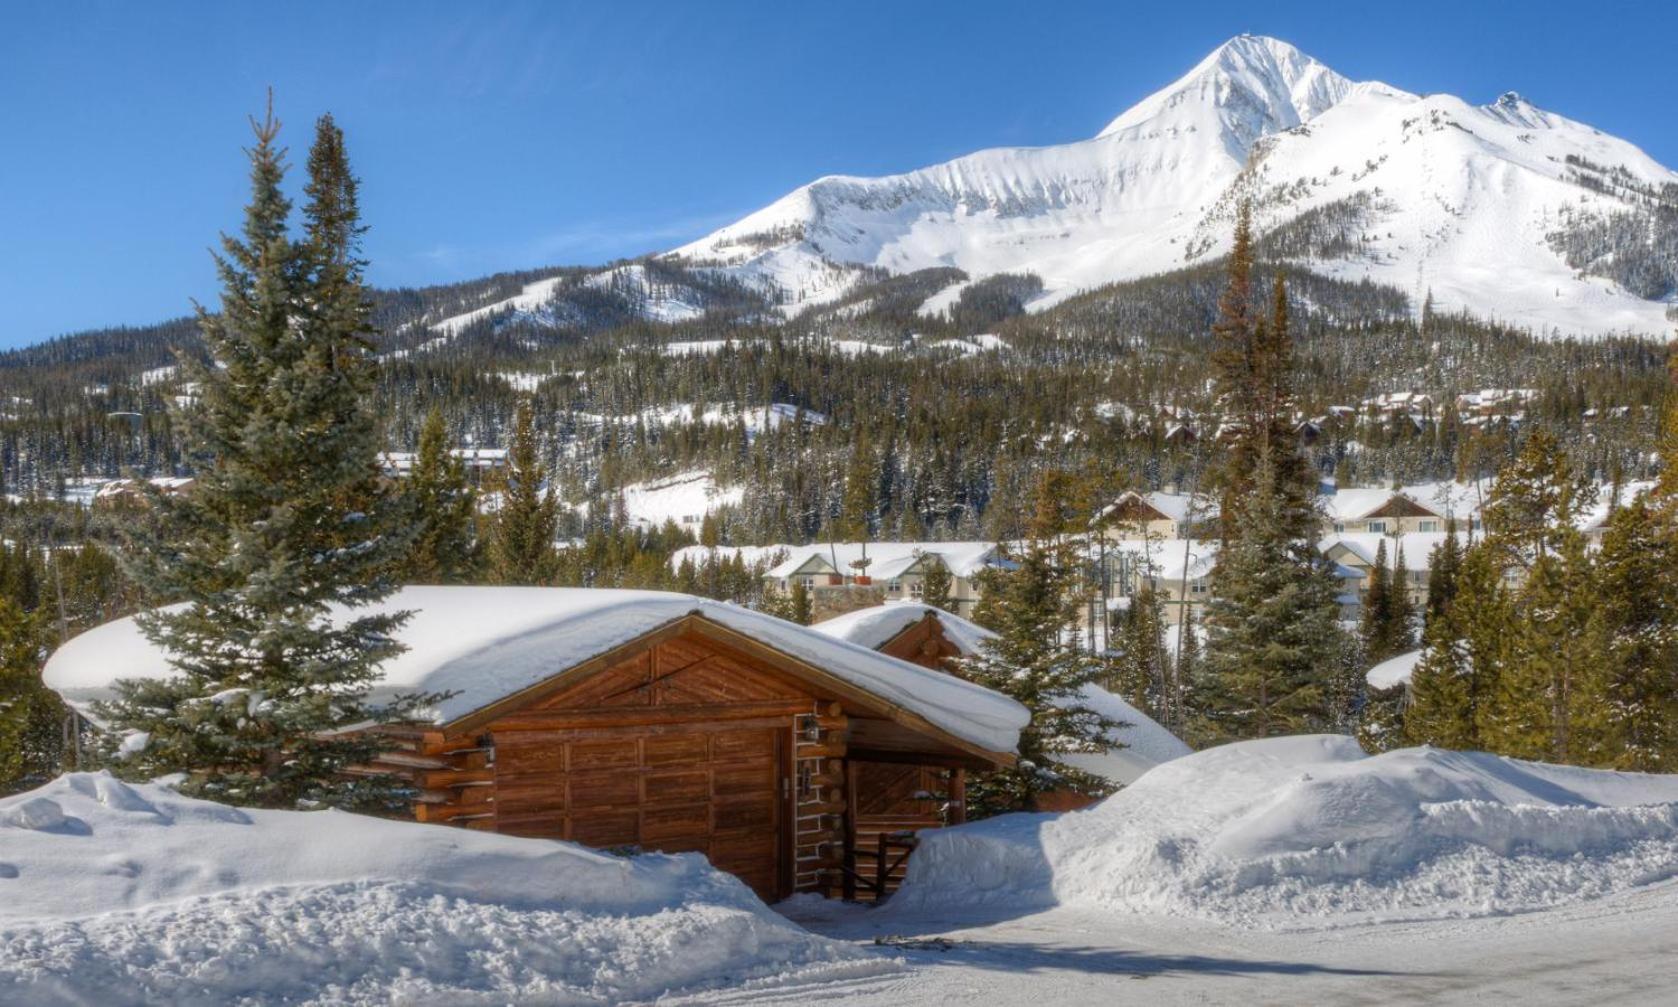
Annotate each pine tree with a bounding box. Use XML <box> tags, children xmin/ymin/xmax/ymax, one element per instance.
<box><xmin>1578</xmin><ymin>500</ymin><xmax>1678</xmax><ymax>769</ymax></box>
<box><xmin>1475</xmin><ymin>433</ymin><xmax>1599</xmax><ymax>762</ymax></box>
<box><xmin>0</xmin><ymin>596</ymin><xmax>59</xmax><ymax>795</ymax></box>
<box><xmin>1196</xmin><ymin>460</ymin><xmax>1346</xmax><ymax>744</ymax></box>
<box><xmin>1389</xmin><ymin>540</ymin><xmax>1416</xmax><ymax>654</ymax></box>
<box><xmin>918</xmin><ymin>553</ymin><xmax>954</xmax><ymax>613</ymax></box>
<box><xmin>103</xmin><ymin>106</ymin><xmax>423</xmax><ymax>810</ymax></box>
<box><xmin>1424</xmin><ymin>519</ymin><xmax>1464</xmax><ymax>625</ymax></box>
<box><xmin>405</xmin><ymin>407</ymin><xmax>477</xmax><ymax>583</ymax></box>
<box><xmin>1359</xmin><ymin>540</ymin><xmax>1395</xmax><ymax>662</ymax></box>
<box><xmin>1110</xmin><ymin>583</ymin><xmax>1168</xmax><ymax>718</ymax></box>
<box><xmin>488</xmin><ymin>400</ymin><xmax>560</xmax><ymax>585</ymax></box>
<box><xmin>963</xmin><ymin>473</ymin><xmax>1124</xmax><ymax>813</ymax></box>
<box><xmin>790</xmin><ymin>577</ymin><xmax>813</xmax><ymax>626</ymax></box>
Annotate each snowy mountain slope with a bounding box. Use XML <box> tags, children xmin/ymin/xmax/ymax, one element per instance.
<box><xmin>669</xmin><ymin>35</ymin><xmax>1678</xmax><ymax>337</ymax></box>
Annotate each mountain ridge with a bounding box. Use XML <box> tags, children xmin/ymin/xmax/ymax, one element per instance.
<box><xmin>667</xmin><ymin>35</ymin><xmax>1678</xmax><ymax>338</ymax></box>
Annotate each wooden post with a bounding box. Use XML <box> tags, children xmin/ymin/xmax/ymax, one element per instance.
<box><xmin>875</xmin><ymin>831</ymin><xmax>889</xmax><ymax>898</ymax></box>
<box><xmin>948</xmin><ymin>768</ymin><xmax>966</xmax><ymax>825</ymax></box>
<box><xmin>841</xmin><ymin>758</ymin><xmax>859</xmax><ymax>901</ymax></box>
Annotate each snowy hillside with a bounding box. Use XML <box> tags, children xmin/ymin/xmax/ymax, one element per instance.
<box><xmin>894</xmin><ymin>736</ymin><xmax>1678</xmax><ymax>927</ymax></box>
<box><xmin>0</xmin><ymin>773</ymin><xmax>889</xmax><ymax>1003</ymax></box>
<box><xmin>670</xmin><ymin>34</ymin><xmax>1678</xmax><ymax>337</ymax></box>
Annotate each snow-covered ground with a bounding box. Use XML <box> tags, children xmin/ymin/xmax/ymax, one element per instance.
<box><xmin>0</xmin><ymin>773</ymin><xmax>894</xmax><ymax>1005</ymax></box>
<box><xmin>897</xmin><ymin>736</ymin><xmax>1678</xmax><ymax>927</ymax></box>
<box><xmin>756</xmin><ymin>881</ymin><xmax>1678</xmax><ymax>1006</ymax></box>
<box><xmin>8</xmin><ymin>737</ymin><xmax>1678</xmax><ymax>1004</ymax></box>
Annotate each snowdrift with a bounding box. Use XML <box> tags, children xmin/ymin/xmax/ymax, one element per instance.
<box><xmin>896</xmin><ymin>736</ymin><xmax>1678</xmax><ymax>928</ymax></box>
<box><xmin>0</xmin><ymin>773</ymin><xmax>891</xmax><ymax>1004</ymax></box>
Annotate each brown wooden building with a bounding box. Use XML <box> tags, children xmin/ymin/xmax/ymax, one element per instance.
<box><xmin>44</xmin><ymin>587</ymin><xmax>1027</xmax><ymax>904</ymax></box>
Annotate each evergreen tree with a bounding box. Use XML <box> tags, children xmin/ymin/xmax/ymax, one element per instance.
<box><xmin>1196</xmin><ymin>460</ymin><xmax>1347</xmax><ymax>744</ymax></box>
<box><xmin>488</xmin><ymin>400</ymin><xmax>560</xmax><ymax>585</ymax></box>
<box><xmin>918</xmin><ymin>553</ymin><xmax>954</xmax><ymax>613</ymax></box>
<box><xmin>1110</xmin><ymin>583</ymin><xmax>1168</xmax><ymax>717</ymax></box>
<box><xmin>1578</xmin><ymin>500</ymin><xmax>1678</xmax><ymax>769</ymax></box>
<box><xmin>789</xmin><ymin>577</ymin><xmax>813</xmax><ymax>626</ymax></box>
<box><xmin>1389</xmin><ymin>540</ymin><xmax>1416</xmax><ymax>654</ymax></box>
<box><xmin>1423</xmin><ymin>519</ymin><xmax>1464</xmax><ymax>626</ymax></box>
<box><xmin>1359</xmin><ymin>540</ymin><xmax>1395</xmax><ymax>662</ymax></box>
<box><xmin>1403</xmin><ymin>548</ymin><xmax>1500</xmax><ymax>752</ymax></box>
<box><xmin>1476</xmin><ymin>433</ymin><xmax>1599</xmax><ymax>762</ymax></box>
<box><xmin>103</xmin><ymin>107</ymin><xmax>422</xmax><ymax>810</ymax></box>
<box><xmin>963</xmin><ymin>473</ymin><xmax>1124</xmax><ymax>813</ymax></box>
<box><xmin>405</xmin><ymin>407</ymin><xmax>477</xmax><ymax>583</ymax></box>
<box><xmin>0</xmin><ymin>596</ymin><xmax>59</xmax><ymax>795</ymax></box>
<box><xmin>836</xmin><ymin>433</ymin><xmax>877</xmax><ymax>544</ymax></box>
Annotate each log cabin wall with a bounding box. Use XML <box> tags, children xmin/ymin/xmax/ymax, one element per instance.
<box><xmin>367</xmin><ymin>619</ymin><xmax>997</xmax><ymax>905</ymax></box>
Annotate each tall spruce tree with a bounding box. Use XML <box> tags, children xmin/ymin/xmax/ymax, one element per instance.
<box><xmin>1423</xmin><ymin>519</ymin><xmax>1464</xmax><ymax>625</ymax></box>
<box><xmin>1196</xmin><ymin>459</ymin><xmax>1346</xmax><ymax>743</ymax></box>
<box><xmin>1110</xmin><ymin>582</ymin><xmax>1168</xmax><ymax>718</ymax></box>
<box><xmin>0</xmin><ymin>596</ymin><xmax>59</xmax><ymax>795</ymax></box>
<box><xmin>1578</xmin><ymin>500</ymin><xmax>1678</xmax><ymax>769</ymax></box>
<box><xmin>104</xmin><ymin>107</ymin><xmax>422</xmax><ymax>809</ymax></box>
<box><xmin>918</xmin><ymin>553</ymin><xmax>955</xmax><ymax>613</ymax></box>
<box><xmin>963</xmin><ymin>471</ymin><xmax>1124</xmax><ymax>813</ymax></box>
<box><xmin>488</xmin><ymin>400</ymin><xmax>560</xmax><ymax>585</ymax></box>
<box><xmin>1475</xmin><ymin>433</ymin><xmax>1599</xmax><ymax>762</ymax></box>
<box><xmin>1196</xmin><ymin>204</ymin><xmax>1347</xmax><ymax>745</ymax></box>
<box><xmin>1389</xmin><ymin>541</ymin><xmax>1416</xmax><ymax>653</ymax></box>
<box><xmin>1406</xmin><ymin>542</ymin><xmax>1507</xmax><ymax>750</ymax></box>
<box><xmin>1359</xmin><ymin>540</ymin><xmax>1395</xmax><ymax>662</ymax></box>
<box><xmin>405</xmin><ymin>407</ymin><xmax>478</xmax><ymax>583</ymax></box>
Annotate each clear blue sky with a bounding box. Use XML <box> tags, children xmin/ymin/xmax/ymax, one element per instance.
<box><xmin>3</xmin><ymin>0</ymin><xmax>1674</xmax><ymax>347</ymax></box>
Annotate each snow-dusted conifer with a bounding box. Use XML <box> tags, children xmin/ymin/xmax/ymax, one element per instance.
<box><xmin>104</xmin><ymin>107</ymin><xmax>425</xmax><ymax>810</ymax></box>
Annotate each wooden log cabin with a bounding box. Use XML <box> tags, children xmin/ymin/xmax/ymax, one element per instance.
<box><xmin>812</xmin><ymin>601</ymin><xmax>1193</xmax><ymax>889</ymax></box>
<box><xmin>42</xmin><ymin>587</ymin><xmax>1028</xmax><ymax>904</ymax></box>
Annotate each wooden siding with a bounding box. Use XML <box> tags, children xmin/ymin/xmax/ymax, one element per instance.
<box><xmin>366</xmin><ymin>616</ymin><xmax>1011</xmax><ymax>905</ymax></box>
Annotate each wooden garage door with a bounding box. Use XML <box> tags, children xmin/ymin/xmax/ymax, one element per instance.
<box><xmin>492</xmin><ymin>719</ymin><xmax>791</xmax><ymax>901</ymax></box>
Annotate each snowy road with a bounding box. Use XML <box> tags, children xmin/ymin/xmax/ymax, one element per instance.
<box><xmin>674</xmin><ymin>880</ymin><xmax>1678</xmax><ymax>1006</ymax></box>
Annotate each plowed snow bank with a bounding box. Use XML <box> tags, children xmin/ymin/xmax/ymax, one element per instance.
<box><xmin>897</xmin><ymin>736</ymin><xmax>1678</xmax><ymax>927</ymax></box>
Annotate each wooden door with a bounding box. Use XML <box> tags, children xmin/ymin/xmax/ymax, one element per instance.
<box><xmin>493</xmin><ymin>718</ymin><xmax>795</xmax><ymax>902</ymax></box>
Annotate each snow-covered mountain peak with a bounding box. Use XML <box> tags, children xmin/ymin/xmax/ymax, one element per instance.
<box><xmin>1099</xmin><ymin>34</ymin><xmax>1357</xmax><ymax>150</ymax></box>
<box><xmin>668</xmin><ymin>36</ymin><xmax>1678</xmax><ymax>338</ymax></box>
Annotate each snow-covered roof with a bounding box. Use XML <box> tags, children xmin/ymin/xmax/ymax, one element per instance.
<box><xmin>811</xmin><ymin>602</ymin><xmax>996</xmax><ymax>657</ymax></box>
<box><xmin>668</xmin><ymin>544</ymin><xmax>790</xmax><ymax>572</ymax></box>
<box><xmin>1321</xmin><ymin>532</ymin><xmax>1466</xmax><ymax>572</ymax></box>
<box><xmin>766</xmin><ymin>541</ymin><xmax>1003</xmax><ymax>581</ymax></box>
<box><xmin>1367</xmin><ymin>649</ymin><xmax>1424</xmax><ymax>690</ymax></box>
<box><xmin>1059</xmin><ymin>683</ymin><xmax>1194</xmax><ymax>786</ymax></box>
<box><xmin>41</xmin><ymin>587</ymin><xmax>1028</xmax><ymax>755</ymax></box>
<box><xmin>812</xmin><ymin>605</ymin><xmax>1191</xmax><ymax>786</ymax></box>
<box><xmin>1096</xmin><ymin>490</ymin><xmax>1219</xmax><ymax>526</ymax></box>
<box><xmin>1101</xmin><ymin>538</ymin><xmax>1219</xmax><ymax>581</ymax></box>
<box><xmin>1319</xmin><ymin>481</ymin><xmax>1486</xmax><ymax>522</ymax></box>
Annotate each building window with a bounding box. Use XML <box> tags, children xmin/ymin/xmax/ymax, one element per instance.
<box><xmin>887</xmin><ymin>579</ymin><xmax>902</xmax><ymax>592</ymax></box>
<box><xmin>1418</xmin><ymin>520</ymin><xmax>1440</xmax><ymax>532</ymax></box>
<box><xmin>910</xmin><ymin>580</ymin><xmax>924</xmax><ymax>598</ymax></box>
<box><xmin>1333</xmin><ymin>522</ymin><xmax>1346</xmax><ymax>533</ymax></box>
<box><xmin>1367</xmin><ymin>521</ymin><xmax>1387</xmax><ymax>534</ymax></box>
<box><xmin>1190</xmin><ymin>578</ymin><xmax>1209</xmax><ymax>595</ymax></box>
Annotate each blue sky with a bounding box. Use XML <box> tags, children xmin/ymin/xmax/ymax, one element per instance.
<box><xmin>2</xmin><ymin>0</ymin><xmax>1674</xmax><ymax>347</ymax></box>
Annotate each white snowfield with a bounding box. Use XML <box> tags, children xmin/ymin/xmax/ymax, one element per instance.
<box><xmin>41</xmin><ymin>586</ymin><xmax>1028</xmax><ymax>755</ymax></box>
<box><xmin>0</xmin><ymin>773</ymin><xmax>893</xmax><ymax>1004</ymax></box>
<box><xmin>670</xmin><ymin>35</ymin><xmax>1678</xmax><ymax>337</ymax></box>
<box><xmin>893</xmin><ymin>736</ymin><xmax>1678</xmax><ymax>928</ymax></box>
